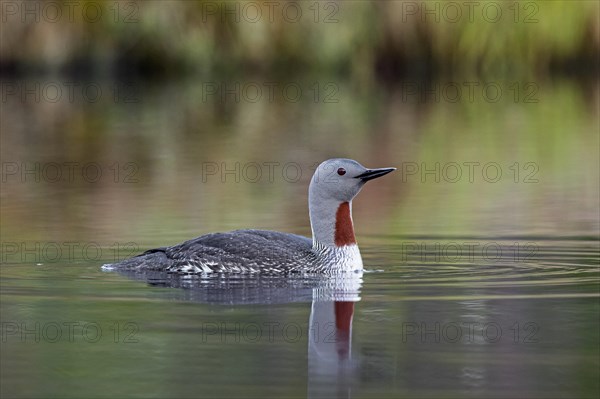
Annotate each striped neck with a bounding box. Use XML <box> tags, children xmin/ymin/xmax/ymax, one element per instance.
<box><xmin>309</xmin><ymin>197</ymin><xmax>358</xmax><ymax>249</ymax></box>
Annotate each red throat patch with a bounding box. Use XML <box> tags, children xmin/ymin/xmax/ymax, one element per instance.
<box><xmin>334</xmin><ymin>202</ymin><xmax>356</xmax><ymax>247</ymax></box>
<box><xmin>334</xmin><ymin>301</ymin><xmax>355</xmax><ymax>332</ymax></box>
<box><xmin>334</xmin><ymin>301</ymin><xmax>354</xmax><ymax>358</ymax></box>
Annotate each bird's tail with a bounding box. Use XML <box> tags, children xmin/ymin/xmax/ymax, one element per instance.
<box><xmin>101</xmin><ymin>248</ymin><xmax>171</xmax><ymax>272</ymax></box>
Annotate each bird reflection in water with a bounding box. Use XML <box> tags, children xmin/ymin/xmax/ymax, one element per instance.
<box><xmin>114</xmin><ymin>266</ymin><xmax>362</xmax><ymax>398</ymax></box>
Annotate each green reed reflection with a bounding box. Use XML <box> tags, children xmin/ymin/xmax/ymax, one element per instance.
<box><xmin>1</xmin><ymin>76</ymin><xmax>597</xmax><ymax>248</ymax></box>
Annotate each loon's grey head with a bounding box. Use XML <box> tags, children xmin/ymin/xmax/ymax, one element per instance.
<box><xmin>310</xmin><ymin>159</ymin><xmax>395</xmax><ymax>202</ymax></box>
<box><xmin>308</xmin><ymin>159</ymin><xmax>395</xmax><ymax>249</ymax></box>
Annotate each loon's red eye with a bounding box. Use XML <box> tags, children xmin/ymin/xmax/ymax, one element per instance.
<box><xmin>337</xmin><ymin>168</ymin><xmax>346</xmax><ymax>176</ymax></box>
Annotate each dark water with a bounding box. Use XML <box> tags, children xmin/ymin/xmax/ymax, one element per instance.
<box><xmin>1</xmin><ymin>77</ymin><xmax>599</xmax><ymax>398</ymax></box>
<box><xmin>1</xmin><ymin>238</ymin><xmax>598</xmax><ymax>398</ymax></box>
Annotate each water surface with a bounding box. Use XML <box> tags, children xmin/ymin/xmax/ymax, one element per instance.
<box><xmin>1</xmin><ymin>237</ymin><xmax>598</xmax><ymax>398</ymax></box>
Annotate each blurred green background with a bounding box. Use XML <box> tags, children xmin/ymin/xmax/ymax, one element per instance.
<box><xmin>1</xmin><ymin>0</ymin><xmax>599</xmax><ymax>245</ymax></box>
<box><xmin>1</xmin><ymin>0</ymin><xmax>599</xmax><ymax>78</ymax></box>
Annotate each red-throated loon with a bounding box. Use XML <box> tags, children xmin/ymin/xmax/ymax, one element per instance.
<box><xmin>102</xmin><ymin>159</ymin><xmax>395</xmax><ymax>274</ymax></box>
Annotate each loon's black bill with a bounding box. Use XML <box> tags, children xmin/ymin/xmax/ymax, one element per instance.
<box><xmin>355</xmin><ymin>167</ymin><xmax>396</xmax><ymax>182</ymax></box>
